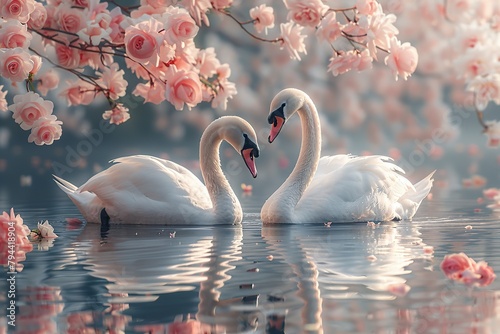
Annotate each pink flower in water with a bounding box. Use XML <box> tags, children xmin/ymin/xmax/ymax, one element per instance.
<box><xmin>1</xmin><ymin>0</ymin><xmax>36</xmax><ymax>23</ymax></box>
<box><xmin>28</xmin><ymin>115</ymin><xmax>63</xmax><ymax>145</ymax></box>
<box><xmin>124</xmin><ymin>17</ymin><xmax>164</xmax><ymax>66</ymax></box>
<box><xmin>250</xmin><ymin>4</ymin><xmax>275</xmax><ymax>35</ymax></box>
<box><xmin>473</xmin><ymin>261</ymin><xmax>496</xmax><ymax>286</ymax></box>
<box><xmin>9</xmin><ymin>92</ymin><xmax>54</xmax><ymax>130</ymax></box>
<box><xmin>30</xmin><ymin>220</ymin><xmax>58</xmax><ymax>239</ymax></box>
<box><xmin>0</xmin><ymin>208</ymin><xmax>33</xmax><ymax>272</ymax></box>
<box><xmin>279</xmin><ymin>21</ymin><xmax>307</xmax><ymax>60</ymax></box>
<box><xmin>316</xmin><ymin>12</ymin><xmax>343</xmax><ymax>43</ymax></box>
<box><xmin>0</xmin><ymin>47</ymin><xmax>33</xmax><ymax>82</ymax></box>
<box><xmin>484</xmin><ymin>121</ymin><xmax>500</xmax><ymax>148</ymax></box>
<box><xmin>37</xmin><ymin>69</ymin><xmax>60</xmax><ymax>96</ymax></box>
<box><xmin>102</xmin><ymin>103</ymin><xmax>130</xmax><ymax>125</ymax></box>
<box><xmin>441</xmin><ymin>252</ymin><xmax>475</xmax><ymax>279</ymax></box>
<box><xmin>27</xmin><ymin>1</ymin><xmax>46</xmax><ymax>29</ymax></box>
<box><xmin>384</xmin><ymin>38</ymin><xmax>418</xmax><ymax>81</ymax></box>
<box><xmin>162</xmin><ymin>7</ymin><xmax>198</xmax><ymax>45</ymax></box>
<box><xmin>0</xmin><ymin>19</ymin><xmax>32</xmax><ymax>49</ymax></box>
<box><xmin>483</xmin><ymin>188</ymin><xmax>500</xmax><ymax>199</ymax></box>
<box><xmin>466</xmin><ymin>73</ymin><xmax>500</xmax><ymax>111</ymax></box>
<box><xmin>284</xmin><ymin>0</ymin><xmax>328</xmax><ymax>28</ymax></box>
<box><xmin>165</xmin><ymin>66</ymin><xmax>203</xmax><ymax>110</ymax></box>
<box><xmin>387</xmin><ymin>283</ymin><xmax>411</xmax><ymax>297</ymax></box>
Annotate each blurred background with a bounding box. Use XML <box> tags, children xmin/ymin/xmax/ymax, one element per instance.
<box><xmin>1</xmin><ymin>0</ymin><xmax>499</xmax><ymax>207</ymax></box>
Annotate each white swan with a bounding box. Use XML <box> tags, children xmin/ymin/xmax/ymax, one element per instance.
<box><xmin>261</xmin><ymin>88</ymin><xmax>434</xmax><ymax>224</ymax></box>
<box><xmin>54</xmin><ymin>116</ymin><xmax>260</xmax><ymax>225</ymax></box>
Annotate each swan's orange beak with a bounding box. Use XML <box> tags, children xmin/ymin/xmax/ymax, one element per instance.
<box><xmin>242</xmin><ymin>148</ymin><xmax>257</xmax><ymax>178</ymax></box>
<box><xmin>268</xmin><ymin>116</ymin><xmax>285</xmax><ymax>143</ymax></box>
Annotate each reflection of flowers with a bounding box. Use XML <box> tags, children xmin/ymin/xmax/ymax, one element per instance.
<box><xmin>34</xmin><ymin>238</ymin><xmax>55</xmax><ymax>251</ymax></box>
<box><xmin>134</xmin><ymin>314</ymin><xmax>223</xmax><ymax>334</ymax></box>
<box><xmin>17</xmin><ymin>286</ymin><xmax>64</xmax><ymax>333</ymax></box>
<box><xmin>30</xmin><ymin>220</ymin><xmax>58</xmax><ymax>240</ymax></box>
<box><xmin>0</xmin><ymin>208</ymin><xmax>33</xmax><ymax>272</ymax></box>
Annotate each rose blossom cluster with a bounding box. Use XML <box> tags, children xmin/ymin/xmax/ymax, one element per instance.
<box><xmin>440</xmin><ymin>252</ymin><xmax>496</xmax><ymax>287</ymax></box>
<box><xmin>0</xmin><ymin>208</ymin><xmax>33</xmax><ymax>272</ymax></box>
<box><xmin>243</xmin><ymin>0</ymin><xmax>418</xmax><ymax>80</ymax></box>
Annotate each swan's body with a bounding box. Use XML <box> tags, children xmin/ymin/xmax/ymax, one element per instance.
<box><xmin>261</xmin><ymin>88</ymin><xmax>434</xmax><ymax>224</ymax></box>
<box><xmin>55</xmin><ymin>116</ymin><xmax>260</xmax><ymax>225</ymax></box>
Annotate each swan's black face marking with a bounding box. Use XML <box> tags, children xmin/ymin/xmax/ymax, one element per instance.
<box><xmin>268</xmin><ymin>103</ymin><xmax>286</xmax><ymax>143</ymax></box>
<box><xmin>241</xmin><ymin>134</ymin><xmax>259</xmax><ymax>178</ymax></box>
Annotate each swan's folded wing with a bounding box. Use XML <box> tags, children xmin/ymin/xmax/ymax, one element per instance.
<box><xmin>79</xmin><ymin>155</ymin><xmax>211</xmax><ymax>210</ymax></box>
<box><xmin>297</xmin><ymin>155</ymin><xmax>414</xmax><ymax>221</ymax></box>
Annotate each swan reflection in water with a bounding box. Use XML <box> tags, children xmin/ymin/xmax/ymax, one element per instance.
<box><xmin>13</xmin><ymin>218</ymin><xmax>499</xmax><ymax>333</ymax></box>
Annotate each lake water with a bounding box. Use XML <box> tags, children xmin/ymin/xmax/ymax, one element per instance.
<box><xmin>1</xmin><ymin>188</ymin><xmax>500</xmax><ymax>333</ymax></box>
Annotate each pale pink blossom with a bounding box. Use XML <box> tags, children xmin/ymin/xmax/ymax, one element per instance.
<box><xmin>29</xmin><ymin>54</ymin><xmax>41</xmax><ymax>74</ymax></box>
<box><xmin>211</xmin><ymin>79</ymin><xmax>236</xmax><ymax>110</ymax></box>
<box><xmin>316</xmin><ymin>12</ymin><xmax>343</xmax><ymax>43</ymax></box>
<box><xmin>328</xmin><ymin>50</ymin><xmax>372</xmax><ymax>76</ymax></box>
<box><xmin>483</xmin><ymin>188</ymin><xmax>500</xmax><ymax>199</ymax></box>
<box><xmin>195</xmin><ymin>47</ymin><xmax>220</xmax><ymax>77</ymax></box>
<box><xmin>96</xmin><ymin>63</ymin><xmax>128</xmax><ymax>100</ymax></box>
<box><xmin>124</xmin><ymin>17</ymin><xmax>164</xmax><ymax>66</ymax></box>
<box><xmin>1</xmin><ymin>0</ymin><xmax>36</xmax><ymax>23</ymax></box>
<box><xmin>0</xmin><ymin>47</ymin><xmax>33</xmax><ymax>82</ymax></box>
<box><xmin>133</xmin><ymin>81</ymin><xmax>166</xmax><ymax>104</ymax></box>
<box><xmin>0</xmin><ymin>208</ymin><xmax>32</xmax><ymax>272</ymax></box>
<box><xmin>109</xmin><ymin>7</ymin><xmax>127</xmax><ymax>44</ymax></box>
<box><xmin>140</xmin><ymin>0</ymin><xmax>172</xmax><ymax>9</ymax></box>
<box><xmin>466</xmin><ymin>74</ymin><xmax>500</xmax><ymax>111</ymax></box>
<box><xmin>9</xmin><ymin>92</ymin><xmax>53</xmax><ymax>130</ymax></box>
<box><xmin>181</xmin><ymin>0</ymin><xmax>211</xmax><ymax>26</ymax></box>
<box><xmin>0</xmin><ymin>85</ymin><xmax>7</xmax><ymax>111</ymax></box>
<box><xmin>465</xmin><ymin>225</ymin><xmax>473</xmax><ymax>229</ymax></box>
<box><xmin>27</xmin><ymin>1</ymin><xmax>47</xmax><ymax>29</ymax></box>
<box><xmin>55</xmin><ymin>42</ymin><xmax>81</xmax><ymax>69</ymax></box>
<box><xmin>279</xmin><ymin>22</ymin><xmax>307</xmax><ymax>61</ymax></box>
<box><xmin>284</xmin><ymin>0</ymin><xmax>328</xmax><ymax>28</ymax></box>
<box><xmin>361</xmin><ymin>12</ymin><xmax>399</xmax><ymax>60</ymax></box>
<box><xmin>384</xmin><ymin>38</ymin><xmax>418</xmax><ymax>81</ymax></box>
<box><xmin>28</xmin><ymin>114</ymin><xmax>63</xmax><ymax>145</ymax></box>
<box><xmin>102</xmin><ymin>103</ymin><xmax>130</xmax><ymax>125</ymax></box>
<box><xmin>484</xmin><ymin>120</ymin><xmax>500</xmax><ymax>148</ymax></box>
<box><xmin>474</xmin><ymin>261</ymin><xmax>496</xmax><ymax>286</ymax></box>
<box><xmin>387</xmin><ymin>283</ymin><xmax>411</xmax><ymax>297</ymax></box>
<box><xmin>125</xmin><ymin>56</ymin><xmax>150</xmax><ymax>80</ymax></box>
<box><xmin>30</xmin><ymin>220</ymin><xmax>58</xmax><ymax>239</ymax></box>
<box><xmin>356</xmin><ymin>0</ymin><xmax>380</xmax><ymax>16</ymax></box>
<box><xmin>165</xmin><ymin>66</ymin><xmax>203</xmax><ymax>110</ymax></box>
<box><xmin>161</xmin><ymin>7</ymin><xmax>198</xmax><ymax>45</ymax></box>
<box><xmin>250</xmin><ymin>4</ymin><xmax>274</xmax><ymax>34</ymax></box>
<box><xmin>77</xmin><ymin>22</ymin><xmax>110</xmax><ymax>45</ymax></box>
<box><xmin>55</xmin><ymin>3</ymin><xmax>86</xmax><ymax>33</ymax></box>
<box><xmin>37</xmin><ymin>69</ymin><xmax>60</xmax><ymax>96</ymax></box>
<box><xmin>211</xmin><ymin>0</ymin><xmax>232</xmax><ymax>10</ymax></box>
<box><xmin>0</xmin><ymin>19</ymin><xmax>32</xmax><ymax>48</ymax></box>
<box><xmin>445</xmin><ymin>0</ymin><xmax>475</xmax><ymax>21</ymax></box>
<box><xmin>456</xmin><ymin>46</ymin><xmax>495</xmax><ymax>81</ymax></box>
<box><xmin>60</xmin><ymin>80</ymin><xmax>95</xmax><ymax>106</ymax></box>
<box><xmin>423</xmin><ymin>246</ymin><xmax>434</xmax><ymax>254</ymax></box>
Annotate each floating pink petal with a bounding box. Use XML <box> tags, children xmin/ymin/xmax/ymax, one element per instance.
<box><xmin>387</xmin><ymin>283</ymin><xmax>411</xmax><ymax>297</ymax></box>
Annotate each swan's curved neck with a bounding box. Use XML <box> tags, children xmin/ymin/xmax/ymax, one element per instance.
<box><xmin>200</xmin><ymin>130</ymin><xmax>242</xmax><ymax>224</ymax></box>
<box><xmin>271</xmin><ymin>96</ymin><xmax>321</xmax><ymax>221</ymax></box>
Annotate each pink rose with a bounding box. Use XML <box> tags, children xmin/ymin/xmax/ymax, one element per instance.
<box><xmin>0</xmin><ymin>85</ymin><xmax>7</xmax><ymax>112</ymax></box>
<box><xmin>27</xmin><ymin>1</ymin><xmax>47</xmax><ymax>30</ymax></box>
<box><xmin>195</xmin><ymin>47</ymin><xmax>220</xmax><ymax>77</ymax></box>
<box><xmin>284</xmin><ymin>0</ymin><xmax>328</xmax><ymax>28</ymax></box>
<box><xmin>0</xmin><ymin>19</ymin><xmax>32</xmax><ymax>48</ymax></box>
<box><xmin>316</xmin><ymin>12</ymin><xmax>343</xmax><ymax>43</ymax></box>
<box><xmin>182</xmin><ymin>0</ymin><xmax>211</xmax><ymax>26</ymax></box>
<box><xmin>250</xmin><ymin>4</ymin><xmax>275</xmax><ymax>34</ymax></box>
<box><xmin>211</xmin><ymin>0</ymin><xmax>232</xmax><ymax>10</ymax></box>
<box><xmin>55</xmin><ymin>42</ymin><xmax>80</xmax><ymax>69</ymax></box>
<box><xmin>96</xmin><ymin>63</ymin><xmax>128</xmax><ymax>100</ymax></box>
<box><xmin>109</xmin><ymin>7</ymin><xmax>127</xmax><ymax>44</ymax></box>
<box><xmin>440</xmin><ymin>253</ymin><xmax>474</xmax><ymax>279</ymax></box>
<box><xmin>28</xmin><ymin>114</ymin><xmax>63</xmax><ymax>145</ymax></box>
<box><xmin>77</xmin><ymin>22</ymin><xmax>110</xmax><ymax>45</ymax></box>
<box><xmin>133</xmin><ymin>81</ymin><xmax>166</xmax><ymax>104</ymax></box>
<box><xmin>37</xmin><ymin>69</ymin><xmax>60</xmax><ymax>96</ymax></box>
<box><xmin>384</xmin><ymin>38</ymin><xmax>418</xmax><ymax>81</ymax></box>
<box><xmin>162</xmin><ymin>7</ymin><xmax>199</xmax><ymax>45</ymax></box>
<box><xmin>279</xmin><ymin>22</ymin><xmax>307</xmax><ymax>61</ymax></box>
<box><xmin>1</xmin><ymin>0</ymin><xmax>36</xmax><ymax>23</ymax></box>
<box><xmin>124</xmin><ymin>17</ymin><xmax>164</xmax><ymax>65</ymax></box>
<box><xmin>9</xmin><ymin>92</ymin><xmax>54</xmax><ymax>130</ymax></box>
<box><xmin>165</xmin><ymin>66</ymin><xmax>203</xmax><ymax>110</ymax></box>
<box><xmin>0</xmin><ymin>47</ymin><xmax>33</xmax><ymax>82</ymax></box>
<box><xmin>30</xmin><ymin>54</ymin><xmax>41</xmax><ymax>74</ymax></box>
<box><xmin>102</xmin><ymin>103</ymin><xmax>130</xmax><ymax>125</ymax></box>
<box><xmin>55</xmin><ymin>3</ymin><xmax>85</xmax><ymax>33</ymax></box>
<box><xmin>0</xmin><ymin>208</ymin><xmax>32</xmax><ymax>272</ymax></box>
